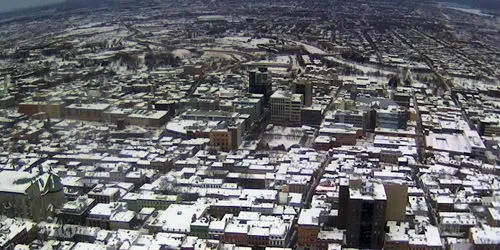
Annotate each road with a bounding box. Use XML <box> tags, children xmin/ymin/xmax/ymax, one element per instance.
<box><xmin>302</xmin><ymin>155</ymin><xmax>331</xmax><ymax>208</ymax></box>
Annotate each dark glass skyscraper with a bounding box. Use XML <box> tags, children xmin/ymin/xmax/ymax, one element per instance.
<box><xmin>340</xmin><ymin>181</ymin><xmax>387</xmax><ymax>249</ymax></box>
<box><xmin>248</xmin><ymin>67</ymin><xmax>272</xmax><ymax>105</ymax></box>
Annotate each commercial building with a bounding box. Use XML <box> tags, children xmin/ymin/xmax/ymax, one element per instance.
<box><xmin>18</xmin><ymin>101</ymin><xmax>65</xmax><ymax>118</ymax></box>
<box><xmin>319</xmin><ymin>123</ymin><xmax>363</xmax><ymax>146</ymax></box>
<box><xmin>249</xmin><ymin>68</ymin><xmax>272</xmax><ymax>105</ymax></box>
<box><xmin>326</xmin><ymin>110</ymin><xmax>366</xmax><ymax>129</ymax></box>
<box><xmin>65</xmin><ymin>103</ymin><xmax>111</xmax><ymax>122</ymax></box>
<box><xmin>301</xmin><ymin>106</ymin><xmax>323</xmax><ymax>126</ymax></box>
<box><xmin>270</xmin><ymin>90</ymin><xmax>303</xmax><ymax>126</ymax></box>
<box><xmin>292</xmin><ymin>80</ymin><xmax>313</xmax><ymax>107</ymax></box>
<box><xmin>377</xmin><ymin>105</ymin><xmax>408</xmax><ymax>130</ymax></box>
<box><xmin>341</xmin><ymin>180</ymin><xmax>387</xmax><ymax>249</ymax></box>
<box><xmin>127</xmin><ymin>110</ymin><xmax>170</xmax><ymax>127</ymax></box>
<box><xmin>478</xmin><ymin>118</ymin><xmax>500</xmax><ymax>137</ymax></box>
<box><xmin>233</xmin><ymin>97</ymin><xmax>263</xmax><ymax>124</ymax></box>
<box><xmin>86</xmin><ymin>202</ymin><xmax>136</xmax><ymax>230</ymax></box>
<box><xmin>209</xmin><ymin>124</ymin><xmax>243</xmax><ymax>151</ymax></box>
<box><xmin>469</xmin><ymin>225</ymin><xmax>500</xmax><ymax>250</ymax></box>
<box><xmin>0</xmin><ymin>216</ymin><xmax>37</xmax><ymax>249</ymax></box>
<box><xmin>383</xmin><ymin>181</ymin><xmax>408</xmax><ymax>222</ymax></box>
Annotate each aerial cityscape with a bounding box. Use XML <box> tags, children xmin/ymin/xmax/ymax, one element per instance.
<box><xmin>0</xmin><ymin>0</ymin><xmax>499</xmax><ymax>249</ymax></box>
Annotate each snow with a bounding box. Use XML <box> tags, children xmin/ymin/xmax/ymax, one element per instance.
<box><xmin>248</xmin><ymin>226</ymin><xmax>270</xmax><ymax>236</ymax></box>
<box><xmin>72</xmin><ymin>243</ymin><xmax>108</xmax><ymax>250</ymax></box>
<box><xmin>56</xmin><ymin>25</ymin><xmax>122</xmax><ymax>39</ymax></box>
<box><xmin>171</xmin><ymin>49</ymin><xmax>193</xmax><ymax>59</ymax></box>
<box><xmin>237</xmin><ymin>211</ymin><xmax>261</xmax><ymax>222</ymax></box>
<box><xmin>225</xmin><ymin>223</ymin><xmax>249</xmax><ymax>234</ymax></box>
<box><xmin>297</xmin><ymin>208</ymin><xmax>322</xmax><ymax>226</ymax></box>
<box><xmin>219</xmin><ymin>36</ymin><xmax>271</xmax><ymax>49</ymax></box>
<box><xmin>326</xmin><ymin>56</ymin><xmax>397</xmax><ymax>75</ymax></box>
<box><xmin>111</xmin><ymin>210</ymin><xmax>135</xmax><ymax>222</ymax></box>
<box><xmin>446</xmin><ymin>7</ymin><xmax>493</xmax><ymax>17</ymax></box>
<box><xmin>0</xmin><ymin>170</ymin><xmax>38</xmax><ymax>194</ymax></box>
<box><xmin>296</xmin><ymin>42</ymin><xmax>327</xmax><ymax>55</ymax></box>
<box><xmin>0</xmin><ymin>216</ymin><xmax>36</xmax><ymax>247</ymax></box>
<box><xmin>470</xmin><ymin>225</ymin><xmax>500</xmax><ymax>244</ymax></box>
<box><xmin>424</xmin><ymin>225</ymin><xmax>442</xmax><ymax>247</ymax></box>
<box><xmin>425</xmin><ymin>132</ymin><xmax>471</xmax><ymax>154</ymax></box>
<box><xmin>154</xmin><ymin>204</ymin><xmax>208</xmax><ymax>233</ymax></box>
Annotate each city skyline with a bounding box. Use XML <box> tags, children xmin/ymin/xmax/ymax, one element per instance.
<box><xmin>0</xmin><ymin>0</ymin><xmax>498</xmax><ymax>249</ymax></box>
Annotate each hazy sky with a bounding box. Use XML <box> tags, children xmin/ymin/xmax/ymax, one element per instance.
<box><xmin>0</xmin><ymin>0</ymin><xmax>64</xmax><ymax>13</ymax></box>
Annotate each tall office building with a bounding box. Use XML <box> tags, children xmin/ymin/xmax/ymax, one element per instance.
<box><xmin>337</xmin><ymin>178</ymin><xmax>350</xmax><ymax>229</ymax></box>
<box><xmin>270</xmin><ymin>90</ymin><xmax>303</xmax><ymax>126</ymax></box>
<box><xmin>383</xmin><ymin>180</ymin><xmax>408</xmax><ymax>222</ymax></box>
<box><xmin>292</xmin><ymin>80</ymin><xmax>312</xmax><ymax>107</ymax></box>
<box><xmin>249</xmin><ymin>67</ymin><xmax>272</xmax><ymax>105</ymax></box>
<box><xmin>339</xmin><ymin>180</ymin><xmax>387</xmax><ymax>249</ymax></box>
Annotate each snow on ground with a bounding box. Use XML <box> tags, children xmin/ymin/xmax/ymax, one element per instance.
<box><xmin>202</xmin><ymin>51</ymin><xmax>237</xmax><ymax>61</ymax></box>
<box><xmin>295</xmin><ymin>42</ymin><xmax>327</xmax><ymax>55</ymax></box>
<box><xmin>326</xmin><ymin>56</ymin><xmax>396</xmax><ymax>75</ymax></box>
<box><xmin>74</xmin><ymin>22</ymin><xmax>104</xmax><ymax>29</ymax></box>
<box><xmin>263</xmin><ymin>126</ymin><xmax>306</xmax><ymax>150</ymax></box>
<box><xmin>56</xmin><ymin>25</ymin><xmax>121</xmax><ymax>39</ymax></box>
<box><xmin>274</xmin><ymin>55</ymin><xmax>291</xmax><ymax>64</ymax></box>
<box><xmin>446</xmin><ymin>7</ymin><xmax>493</xmax><ymax>17</ymax></box>
<box><xmin>218</xmin><ymin>36</ymin><xmax>272</xmax><ymax>49</ymax></box>
<box><xmin>172</xmin><ymin>49</ymin><xmax>193</xmax><ymax>59</ymax></box>
<box><xmin>452</xmin><ymin>76</ymin><xmax>499</xmax><ymax>89</ymax></box>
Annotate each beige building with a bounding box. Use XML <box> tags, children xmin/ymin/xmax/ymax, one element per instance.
<box><xmin>127</xmin><ymin>110</ymin><xmax>169</xmax><ymax>127</ymax></box>
<box><xmin>270</xmin><ymin>90</ymin><xmax>303</xmax><ymax>126</ymax></box>
<box><xmin>0</xmin><ymin>171</ymin><xmax>65</xmax><ymax>222</ymax></box>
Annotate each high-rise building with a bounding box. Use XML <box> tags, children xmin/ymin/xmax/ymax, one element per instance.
<box><xmin>249</xmin><ymin>67</ymin><xmax>272</xmax><ymax>105</ymax></box>
<box><xmin>383</xmin><ymin>181</ymin><xmax>408</xmax><ymax>222</ymax></box>
<box><xmin>339</xmin><ymin>180</ymin><xmax>387</xmax><ymax>249</ymax></box>
<box><xmin>337</xmin><ymin>178</ymin><xmax>350</xmax><ymax>229</ymax></box>
<box><xmin>292</xmin><ymin>80</ymin><xmax>312</xmax><ymax>107</ymax></box>
<box><xmin>233</xmin><ymin>96</ymin><xmax>262</xmax><ymax>124</ymax></box>
<box><xmin>393</xmin><ymin>91</ymin><xmax>411</xmax><ymax>108</ymax></box>
<box><xmin>363</xmin><ymin>107</ymin><xmax>377</xmax><ymax>132</ymax></box>
<box><xmin>270</xmin><ymin>90</ymin><xmax>303</xmax><ymax>126</ymax></box>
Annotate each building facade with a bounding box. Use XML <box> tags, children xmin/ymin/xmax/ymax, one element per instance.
<box><xmin>340</xmin><ymin>181</ymin><xmax>387</xmax><ymax>249</ymax></box>
<box><xmin>270</xmin><ymin>90</ymin><xmax>303</xmax><ymax>126</ymax></box>
<box><xmin>0</xmin><ymin>171</ymin><xmax>65</xmax><ymax>222</ymax></box>
<box><xmin>249</xmin><ymin>68</ymin><xmax>272</xmax><ymax>105</ymax></box>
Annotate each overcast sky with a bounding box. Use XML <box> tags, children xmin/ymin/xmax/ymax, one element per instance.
<box><xmin>0</xmin><ymin>0</ymin><xmax>64</xmax><ymax>13</ymax></box>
